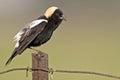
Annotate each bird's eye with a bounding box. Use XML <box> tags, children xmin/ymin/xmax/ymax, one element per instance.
<box><xmin>59</xmin><ymin>13</ymin><xmax>63</xmax><ymax>17</ymax></box>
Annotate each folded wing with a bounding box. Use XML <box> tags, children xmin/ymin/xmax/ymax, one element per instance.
<box><xmin>6</xmin><ymin>19</ymin><xmax>48</xmax><ymax>65</ymax></box>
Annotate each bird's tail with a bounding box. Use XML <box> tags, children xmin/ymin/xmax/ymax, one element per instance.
<box><xmin>5</xmin><ymin>46</ymin><xmax>27</xmax><ymax>66</ymax></box>
<box><xmin>5</xmin><ymin>50</ymin><xmax>18</xmax><ymax>66</ymax></box>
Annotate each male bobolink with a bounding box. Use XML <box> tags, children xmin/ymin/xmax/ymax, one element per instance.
<box><xmin>6</xmin><ymin>6</ymin><xmax>65</xmax><ymax>65</ymax></box>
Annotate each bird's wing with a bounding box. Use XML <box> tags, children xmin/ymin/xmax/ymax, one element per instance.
<box><xmin>6</xmin><ymin>19</ymin><xmax>48</xmax><ymax>65</ymax></box>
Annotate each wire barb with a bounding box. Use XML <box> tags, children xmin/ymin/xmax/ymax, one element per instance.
<box><xmin>49</xmin><ymin>68</ymin><xmax>55</xmax><ymax>80</ymax></box>
<box><xmin>26</xmin><ymin>66</ymin><xmax>31</xmax><ymax>77</ymax></box>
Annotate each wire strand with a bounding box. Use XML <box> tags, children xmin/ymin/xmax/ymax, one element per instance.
<box><xmin>0</xmin><ymin>67</ymin><xmax>120</xmax><ymax>79</ymax></box>
<box><xmin>54</xmin><ymin>69</ymin><xmax>120</xmax><ymax>79</ymax></box>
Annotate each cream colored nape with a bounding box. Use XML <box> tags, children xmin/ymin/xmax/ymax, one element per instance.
<box><xmin>44</xmin><ymin>6</ymin><xmax>58</xmax><ymax>18</ymax></box>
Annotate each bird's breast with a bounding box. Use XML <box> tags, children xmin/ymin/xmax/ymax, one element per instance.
<box><xmin>30</xmin><ymin>30</ymin><xmax>53</xmax><ymax>47</ymax></box>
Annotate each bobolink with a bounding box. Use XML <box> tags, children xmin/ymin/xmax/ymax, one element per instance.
<box><xmin>6</xmin><ymin>6</ymin><xmax>65</xmax><ymax>65</ymax></box>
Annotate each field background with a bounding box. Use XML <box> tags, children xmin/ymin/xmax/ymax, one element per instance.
<box><xmin>0</xmin><ymin>0</ymin><xmax>120</xmax><ymax>80</ymax></box>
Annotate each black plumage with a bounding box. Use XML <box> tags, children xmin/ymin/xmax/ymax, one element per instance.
<box><xmin>6</xmin><ymin>6</ymin><xmax>65</xmax><ymax>65</ymax></box>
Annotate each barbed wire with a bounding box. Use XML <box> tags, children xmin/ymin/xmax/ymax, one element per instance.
<box><xmin>0</xmin><ymin>67</ymin><xmax>120</xmax><ymax>79</ymax></box>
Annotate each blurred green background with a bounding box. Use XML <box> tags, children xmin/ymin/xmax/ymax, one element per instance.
<box><xmin>0</xmin><ymin>0</ymin><xmax>120</xmax><ymax>80</ymax></box>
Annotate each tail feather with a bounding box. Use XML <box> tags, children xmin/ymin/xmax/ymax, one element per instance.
<box><xmin>5</xmin><ymin>50</ymin><xmax>18</xmax><ymax>66</ymax></box>
<box><xmin>5</xmin><ymin>46</ymin><xmax>27</xmax><ymax>65</ymax></box>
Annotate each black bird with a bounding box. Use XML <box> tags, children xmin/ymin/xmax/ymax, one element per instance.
<box><xmin>6</xmin><ymin>6</ymin><xmax>65</xmax><ymax>65</ymax></box>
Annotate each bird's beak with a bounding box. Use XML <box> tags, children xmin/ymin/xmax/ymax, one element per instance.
<box><xmin>60</xmin><ymin>15</ymin><xmax>67</xmax><ymax>21</ymax></box>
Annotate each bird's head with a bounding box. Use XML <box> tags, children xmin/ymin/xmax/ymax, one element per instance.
<box><xmin>44</xmin><ymin>6</ymin><xmax>66</xmax><ymax>21</ymax></box>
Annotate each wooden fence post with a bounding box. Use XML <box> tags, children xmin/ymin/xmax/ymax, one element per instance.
<box><xmin>32</xmin><ymin>52</ymin><xmax>48</xmax><ymax>80</ymax></box>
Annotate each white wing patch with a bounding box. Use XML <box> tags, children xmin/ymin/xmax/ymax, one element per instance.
<box><xmin>15</xmin><ymin>42</ymin><xmax>19</xmax><ymax>48</ymax></box>
<box><xmin>14</xmin><ymin>30</ymin><xmax>25</xmax><ymax>42</ymax></box>
<box><xmin>14</xmin><ymin>19</ymin><xmax>48</xmax><ymax>48</ymax></box>
<box><xmin>14</xmin><ymin>28</ymin><xmax>27</xmax><ymax>48</ymax></box>
<box><xmin>29</xmin><ymin>19</ymin><xmax>48</xmax><ymax>28</ymax></box>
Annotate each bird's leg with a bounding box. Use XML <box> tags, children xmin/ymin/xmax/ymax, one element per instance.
<box><xmin>29</xmin><ymin>47</ymin><xmax>41</xmax><ymax>53</ymax></box>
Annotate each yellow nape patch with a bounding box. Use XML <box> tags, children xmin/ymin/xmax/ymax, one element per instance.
<box><xmin>44</xmin><ymin>6</ymin><xmax>58</xmax><ymax>18</ymax></box>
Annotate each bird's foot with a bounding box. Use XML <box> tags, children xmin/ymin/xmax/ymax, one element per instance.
<box><xmin>29</xmin><ymin>47</ymin><xmax>42</xmax><ymax>53</ymax></box>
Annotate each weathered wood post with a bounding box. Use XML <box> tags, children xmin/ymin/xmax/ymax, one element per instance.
<box><xmin>32</xmin><ymin>52</ymin><xmax>48</xmax><ymax>80</ymax></box>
